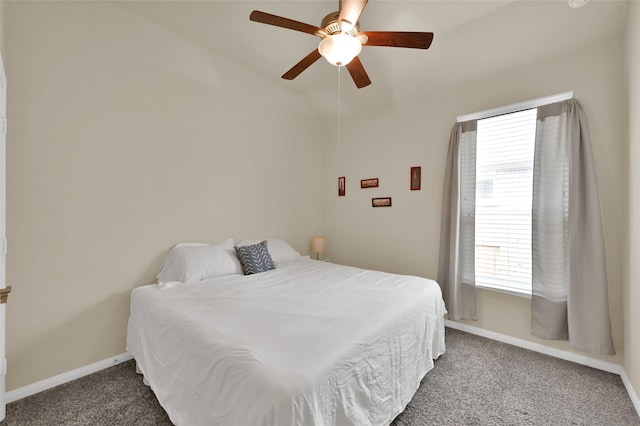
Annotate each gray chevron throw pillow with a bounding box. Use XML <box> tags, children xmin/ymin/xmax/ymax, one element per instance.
<box><xmin>235</xmin><ymin>240</ymin><xmax>276</xmax><ymax>275</ymax></box>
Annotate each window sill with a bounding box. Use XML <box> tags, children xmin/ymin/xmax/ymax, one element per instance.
<box><xmin>476</xmin><ymin>282</ymin><xmax>532</xmax><ymax>299</ymax></box>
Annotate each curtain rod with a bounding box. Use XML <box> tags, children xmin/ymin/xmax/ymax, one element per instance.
<box><xmin>456</xmin><ymin>91</ymin><xmax>574</xmax><ymax>123</ymax></box>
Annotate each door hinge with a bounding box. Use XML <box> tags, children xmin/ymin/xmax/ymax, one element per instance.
<box><xmin>1</xmin><ymin>359</ymin><xmax>6</xmax><ymax>376</ymax></box>
<box><xmin>0</xmin><ymin>239</ymin><xmax>6</xmax><ymax>256</ymax></box>
<box><xmin>0</xmin><ymin>117</ymin><xmax>6</xmax><ymax>135</ymax></box>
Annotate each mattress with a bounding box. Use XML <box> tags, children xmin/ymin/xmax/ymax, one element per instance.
<box><xmin>126</xmin><ymin>259</ymin><xmax>446</xmax><ymax>426</ymax></box>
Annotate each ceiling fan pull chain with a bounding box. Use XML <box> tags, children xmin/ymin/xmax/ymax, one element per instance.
<box><xmin>338</xmin><ymin>66</ymin><xmax>342</xmax><ymax>145</ymax></box>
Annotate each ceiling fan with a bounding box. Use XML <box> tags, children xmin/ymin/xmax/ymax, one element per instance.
<box><xmin>249</xmin><ymin>0</ymin><xmax>434</xmax><ymax>89</ymax></box>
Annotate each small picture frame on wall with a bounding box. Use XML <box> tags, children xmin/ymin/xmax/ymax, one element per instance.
<box><xmin>372</xmin><ymin>197</ymin><xmax>392</xmax><ymax>208</ymax></box>
<box><xmin>411</xmin><ymin>166</ymin><xmax>421</xmax><ymax>191</ymax></box>
<box><xmin>338</xmin><ymin>176</ymin><xmax>346</xmax><ymax>196</ymax></box>
<box><xmin>361</xmin><ymin>178</ymin><xmax>379</xmax><ymax>189</ymax></box>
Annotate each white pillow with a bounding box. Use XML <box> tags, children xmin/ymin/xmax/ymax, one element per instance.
<box><xmin>157</xmin><ymin>238</ymin><xmax>242</xmax><ymax>285</ymax></box>
<box><xmin>236</xmin><ymin>240</ymin><xmax>260</xmax><ymax>247</ymax></box>
<box><xmin>266</xmin><ymin>239</ymin><xmax>302</xmax><ymax>265</ymax></box>
<box><xmin>237</xmin><ymin>239</ymin><xmax>301</xmax><ymax>266</ymax></box>
<box><xmin>175</xmin><ymin>242</ymin><xmax>210</xmax><ymax>247</ymax></box>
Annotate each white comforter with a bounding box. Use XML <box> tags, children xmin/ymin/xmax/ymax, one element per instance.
<box><xmin>126</xmin><ymin>259</ymin><xmax>446</xmax><ymax>426</ymax></box>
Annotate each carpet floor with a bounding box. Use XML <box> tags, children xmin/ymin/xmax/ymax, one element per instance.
<box><xmin>2</xmin><ymin>328</ymin><xmax>638</xmax><ymax>425</ymax></box>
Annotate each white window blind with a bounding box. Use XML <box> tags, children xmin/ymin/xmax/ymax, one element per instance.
<box><xmin>475</xmin><ymin>108</ymin><xmax>537</xmax><ymax>295</ymax></box>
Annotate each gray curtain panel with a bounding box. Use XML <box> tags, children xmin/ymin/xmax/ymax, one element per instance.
<box><xmin>531</xmin><ymin>99</ymin><xmax>615</xmax><ymax>355</ymax></box>
<box><xmin>438</xmin><ymin>120</ymin><xmax>477</xmax><ymax>321</ymax></box>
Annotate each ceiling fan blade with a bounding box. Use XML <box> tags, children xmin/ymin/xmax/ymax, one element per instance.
<box><xmin>338</xmin><ymin>0</ymin><xmax>368</xmax><ymax>30</ymax></box>
<box><xmin>345</xmin><ymin>56</ymin><xmax>371</xmax><ymax>89</ymax></box>
<box><xmin>282</xmin><ymin>49</ymin><xmax>323</xmax><ymax>80</ymax></box>
<box><xmin>360</xmin><ymin>31</ymin><xmax>434</xmax><ymax>49</ymax></box>
<box><xmin>250</xmin><ymin>11</ymin><xmax>325</xmax><ymax>37</ymax></box>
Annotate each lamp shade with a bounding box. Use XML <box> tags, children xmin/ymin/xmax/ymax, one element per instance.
<box><xmin>311</xmin><ymin>236</ymin><xmax>326</xmax><ymax>255</ymax></box>
<box><xmin>318</xmin><ymin>34</ymin><xmax>362</xmax><ymax>66</ymax></box>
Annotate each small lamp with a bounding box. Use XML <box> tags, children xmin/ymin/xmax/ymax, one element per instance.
<box><xmin>310</xmin><ymin>236</ymin><xmax>326</xmax><ymax>260</ymax></box>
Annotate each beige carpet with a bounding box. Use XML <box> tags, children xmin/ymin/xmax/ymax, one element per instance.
<box><xmin>3</xmin><ymin>328</ymin><xmax>639</xmax><ymax>425</ymax></box>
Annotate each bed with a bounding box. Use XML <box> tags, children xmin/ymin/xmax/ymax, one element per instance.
<box><xmin>127</xmin><ymin>255</ymin><xmax>446</xmax><ymax>426</ymax></box>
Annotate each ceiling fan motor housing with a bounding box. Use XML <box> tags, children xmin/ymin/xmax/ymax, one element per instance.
<box><xmin>321</xmin><ymin>11</ymin><xmax>360</xmax><ymax>36</ymax></box>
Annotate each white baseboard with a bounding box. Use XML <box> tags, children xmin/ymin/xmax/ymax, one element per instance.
<box><xmin>620</xmin><ymin>369</ymin><xmax>640</xmax><ymax>417</ymax></box>
<box><xmin>5</xmin><ymin>352</ymin><xmax>133</xmax><ymax>404</ymax></box>
<box><xmin>445</xmin><ymin>320</ymin><xmax>640</xmax><ymax>418</ymax></box>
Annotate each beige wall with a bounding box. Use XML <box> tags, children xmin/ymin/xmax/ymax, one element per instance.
<box><xmin>625</xmin><ymin>0</ymin><xmax>640</xmax><ymax>401</ymax></box>
<box><xmin>325</xmin><ymin>36</ymin><xmax>626</xmax><ymax>365</ymax></box>
<box><xmin>4</xmin><ymin>2</ymin><xmax>325</xmax><ymax>391</ymax></box>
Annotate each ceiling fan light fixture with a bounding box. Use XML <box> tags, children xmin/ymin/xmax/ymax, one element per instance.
<box><xmin>318</xmin><ymin>33</ymin><xmax>362</xmax><ymax>67</ymax></box>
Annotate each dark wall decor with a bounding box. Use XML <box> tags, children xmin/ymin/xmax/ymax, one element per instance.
<box><xmin>372</xmin><ymin>197</ymin><xmax>392</xmax><ymax>207</ymax></box>
<box><xmin>361</xmin><ymin>178</ymin><xmax>379</xmax><ymax>188</ymax></box>
<box><xmin>338</xmin><ymin>176</ymin><xmax>346</xmax><ymax>196</ymax></box>
<box><xmin>411</xmin><ymin>166</ymin><xmax>421</xmax><ymax>191</ymax></box>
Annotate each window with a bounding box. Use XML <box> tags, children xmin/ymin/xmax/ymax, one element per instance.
<box><xmin>475</xmin><ymin>108</ymin><xmax>537</xmax><ymax>295</ymax></box>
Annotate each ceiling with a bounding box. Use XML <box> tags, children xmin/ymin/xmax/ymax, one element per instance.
<box><xmin>118</xmin><ymin>0</ymin><xmax>629</xmax><ymax>117</ymax></box>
